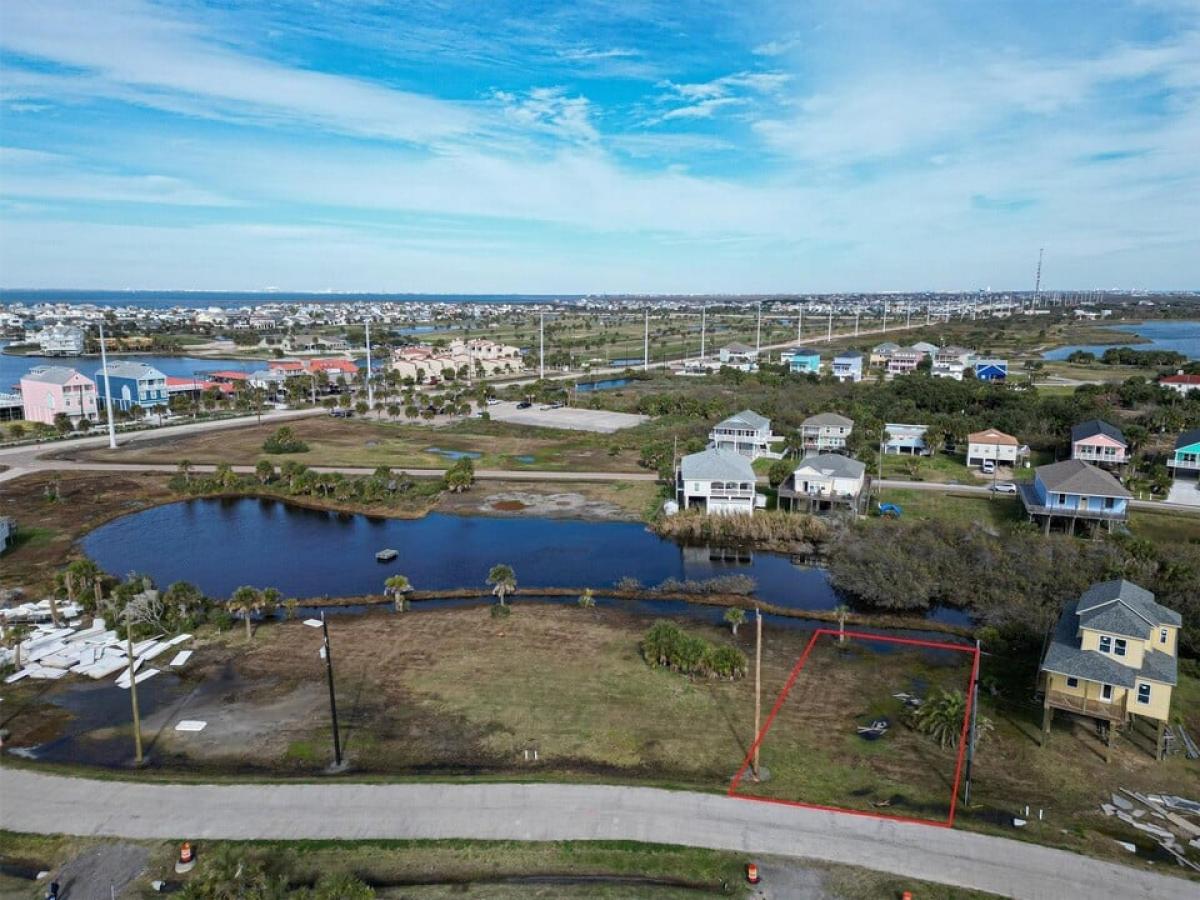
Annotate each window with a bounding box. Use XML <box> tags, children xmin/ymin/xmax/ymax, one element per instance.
<box><xmin>1066</xmin><ymin>677</ymin><xmax>1079</xmax><ymax>688</ymax></box>
<box><xmin>1114</xmin><ymin>638</ymin><xmax>1127</xmax><ymax>657</ymax></box>
<box><xmin>1058</xmin><ymin>493</ymin><xmax>1067</xmax><ymax>505</ymax></box>
<box><xmin>1137</xmin><ymin>683</ymin><xmax>1151</xmax><ymax>705</ymax></box>
<box><xmin>1104</xmin><ymin>497</ymin><xmax>1115</xmax><ymax>510</ymax></box>
<box><xmin>1160</xmin><ymin>628</ymin><xmax>1169</xmax><ymax>645</ymax></box>
<box><xmin>1098</xmin><ymin>635</ymin><xmax>1112</xmax><ymax>653</ymax></box>
<box><xmin>1100</xmin><ymin>684</ymin><xmax>1113</xmax><ymax>702</ymax></box>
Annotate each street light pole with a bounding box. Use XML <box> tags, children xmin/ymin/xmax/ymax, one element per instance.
<box><xmin>98</xmin><ymin>320</ymin><xmax>117</xmax><ymax>449</ymax></box>
<box><xmin>321</xmin><ymin>611</ymin><xmax>343</xmax><ymax>767</ymax></box>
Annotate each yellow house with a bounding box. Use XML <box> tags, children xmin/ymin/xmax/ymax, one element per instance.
<box><xmin>1040</xmin><ymin>579</ymin><xmax>1179</xmax><ymax>760</ymax></box>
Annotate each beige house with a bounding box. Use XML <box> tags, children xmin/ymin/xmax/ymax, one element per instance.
<box><xmin>1040</xmin><ymin>579</ymin><xmax>1179</xmax><ymax>760</ymax></box>
<box><xmin>966</xmin><ymin>427</ymin><xmax>1020</xmax><ymax>468</ymax></box>
<box><xmin>390</xmin><ymin>339</ymin><xmax>522</xmax><ymax>382</ymax></box>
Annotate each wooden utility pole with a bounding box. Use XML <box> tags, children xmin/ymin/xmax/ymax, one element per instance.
<box><xmin>753</xmin><ymin>605</ymin><xmax>763</xmax><ymax>780</ymax></box>
<box><xmin>125</xmin><ymin>618</ymin><xmax>143</xmax><ymax>765</ymax></box>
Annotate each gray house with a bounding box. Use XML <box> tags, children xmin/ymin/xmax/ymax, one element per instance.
<box><xmin>0</xmin><ymin>517</ymin><xmax>15</xmax><ymax>553</ymax></box>
<box><xmin>708</xmin><ymin>409</ymin><xmax>775</xmax><ymax>460</ymax></box>
<box><xmin>676</xmin><ymin>448</ymin><xmax>758</xmax><ymax>516</ymax></box>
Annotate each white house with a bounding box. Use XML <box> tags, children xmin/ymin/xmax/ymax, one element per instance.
<box><xmin>718</xmin><ymin>343</ymin><xmax>758</xmax><ymax>372</ymax></box>
<box><xmin>676</xmin><ymin>448</ymin><xmax>758</xmax><ymax>516</ymax></box>
<box><xmin>37</xmin><ymin>324</ymin><xmax>85</xmax><ymax>356</ymax></box>
<box><xmin>708</xmin><ymin>409</ymin><xmax>775</xmax><ymax>460</ymax></box>
<box><xmin>967</xmin><ymin>428</ymin><xmax>1021</xmax><ymax>468</ymax></box>
<box><xmin>831</xmin><ymin>352</ymin><xmax>864</xmax><ymax>383</ymax></box>
<box><xmin>883</xmin><ymin>423</ymin><xmax>929</xmax><ymax>455</ymax></box>
<box><xmin>778</xmin><ymin>453</ymin><xmax>867</xmax><ymax>513</ymax></box>
<box><xmin>801</xmin><ymin>412</ymin><xmax>854</xmax><ymax>452</ymax></box>
<box><xmin>1160</xmin><ymin>373</ymin><xmax>1200</xmax><ymax>396</ymax></box>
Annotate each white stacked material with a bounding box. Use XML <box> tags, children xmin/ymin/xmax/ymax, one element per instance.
<box><xmin>4</xmin><ymin>668</ymin><xmax>31</xmax><ymax>684</ymax></box>
<box><xmin>137</xmin><ymin>641</ymin><xmax>172</xmax><ymax>662</ymax></box>
<box><xmin>166</xmin><ymin>633</ymin><xmax>193</xmax><ymax>647</ymax></box>
<box><xmin>76</xmin><ymin>650</ymin><xmax>129</xmax><ymax>680</ymax></box>
<box><xmin>116</xmin><ymin>667</ymin><xmax>159</xmax><ymax>689</ymax></box>
<box><xmin>25</xmin><ymin>664</ymin><xmax>69</xmax><ymax>680</ymax></box>
<box><xmin>175</xmin><ymin>720</ymin><xmax>207</xmax><ymax>732</ymax></box>
<box><xmin>168</xmin><ymin>650</ymin><xmax>192</xmax><ymax>668</ymax></box>
<box><xmin>130</xmin><ymin>637</ymin><xmax>163</xmax><ymax>656</ymax></box>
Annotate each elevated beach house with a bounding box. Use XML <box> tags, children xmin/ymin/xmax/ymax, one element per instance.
<box><xmin>777</xmin><ymin>453</ymin><xmax>867</xmax><ymax>514</ymax></box>
<box><xmin>800</xmin><ymin>412</ymin><xmax>854</xmax><ymax>453</ymax></box>
<box><xmin>780</xmin><ymin>349</ymin><xmax>821</xmax><ymax>375</ymax></box>
<box><xmin>708</xmin><ymin>409</ymin><xmax>775</xmax><ymax>460</ymax></box>
<box><xmin>676</xmin><ymin>448</ymin><xmax>757</xmax><ymax>516</ymax></box>
<box><xmin>717</xmin><ymin>343</ymin><xmax>758</xmax><ymax>372</ymax></box>
<box><xmin>95</xmin><ymin>361</ymin><xmax>168</xmax><ymax>412</ymax></box>
<box><xmin>1070</xmin><ymin>419</ymin><xmax>1128</xmax><ymax>468</ymax></box>
<box><xmin>882</xmin><ymin>423</ymin><xmax>930</xmax><ymax>456</ymax></box>
<box><xmin>1018</xmin><ymin>459</ymin><xmax>1131</xmax><ymax>535</ymax></box>
<box><xmin>1040</xmin><ymin>579</ymin><xmax>1179</xmax><ymax>760</ymax></box>
<box><xmin>831</xmin><ymin>352</ymin><xmax>864</xmax><ymax>383</ymax></box>
<box><xmin>1166</xmin><ymin>428</ymin><xmax>1200</xmax><ymax>479</ymax></box>
<box><xmin>966</xmin><ymin>428</ymin><xmax>1020</xmax><ymax>469</ymax></box>
<box><xmin>19</xmin><ymin>366</ymin><xmax>98</xmax><ymax>425</ymax></box>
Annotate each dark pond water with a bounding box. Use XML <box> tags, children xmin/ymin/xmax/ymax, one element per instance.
<box><xmin>80</xmin><ymin>498</ymin><xmax>970</xmax><ymax>628</ymax></box>
<box><xmin>576</xmin><ymin>378</ymin><xmax>632</xmax><ymax>393</ymax></box>
<box><xmin>1042</xmin><ymin>320</ymin><xmax>1200</xmax><ymax>361</ymax></box>
<box><xmin>425</xmin><ymin>446</ymin><xmax>483</xmax><ymax>460</ymax></box>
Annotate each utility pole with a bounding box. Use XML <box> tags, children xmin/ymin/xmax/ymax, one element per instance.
<box><xmin>755</xmin><ymin>300</ymin><xmax>762</xmax><ymax>356</ymax></box>
<box><xmin>926</xmin><ymin>304</ymin><xmax>931</xmax><ymax>327</ymax></box>
<box><xmin>906</xmin><ymin>306</ymin><xmax>911</xmax><ymax>329</ymax></box>
<box><xmin>98</xmin><ymin>320</ymin><xmax>117</xmax><ymax>449</ymax></box>
<box><xmin>643</xmin><ymin>308</ymin><xmax>649</xmax><ymax>370</ymax></box>
<box><xmin>321</xmin><ymin>611</ymin><xmax>343</xmax><ymax>767</ymax></box>
<box><xmin>963</xmin><ymin>639</ymin><xmax>981</xmax><ymax>805</ymax></box>
<box><xmin>796</xmin><ymin>308</ymin><xmax>802</xmax><ymax>342</ymax></box>
<box><xmin>364</xmin><ymin>319</ymin><xmax>374</xmax><ymax>408</ymax></box>
<box><xmin>826</xmin><ymin>307</ymin><xmax>832</xmax><ymax>342</ymax></box>
<box><xmin>124</xmin><ymin>609</ymin><xmax>143</xmax><ymax>765</ymax></box>
<box><xmin>539</xmin><ymin>312</ymin><xmax>545</xmax><ymax>380</ymax></box>
<box><xmin>854</xmin><ymin>311</ymin><xmax>859</xmax><ymax>336</ymax></box>
<box><xmin>753</xmin><ymin>605</ymin><xmax>762</xmax><ymax>781</ymax></box>
<box><xmin>700</xmin><ymin>304</ymin><xmax>707</xmax><ymax>361</ymax></box>
<box><xmin>882</xmin><ymin>301</ymin><xmax>888</xmax><ymax>333</ymax></box>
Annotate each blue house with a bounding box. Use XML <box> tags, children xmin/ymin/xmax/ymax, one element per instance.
<box><xmin>781</xmin><ymin>350</ymin><xmax>821</xmax><ymax>374</ymax></box>
<box><xmin>975</xmin><ymin>358</ymin><xmax>1008</xmax><ymax>381</ymax></box>
<box><xmin>831</xmin><ymin>352</ymin><xmax>864</xmax><ymax>383</ymax></box>
<box><xmin>95</xmin><ymin>361</ymin><xmax>169</xmax><ymax>411</ymax></box>
<box><xmin>1167</xmin><ymin>428</ymin><xmax>1200</xmax><ymax>478</ymax></box>
<box><xmin>1018</xmin><ymin>459</ymin><xmax>1130</xmax><ymax>535</ymax></box>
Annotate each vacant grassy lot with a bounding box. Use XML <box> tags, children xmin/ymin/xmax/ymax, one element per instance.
<box><xmin>874</xmin><ymin>489</ymin><xmax>1023</xmax><ymax>528</ymax></box>
<box><xmin>68</xmin><ymin>415</ymin><xmax>648</xmax><ymax>473</ymax></box>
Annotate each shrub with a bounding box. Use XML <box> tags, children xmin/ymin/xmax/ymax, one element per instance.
<box><xmin>640</xmin><ymin>619</ymin><xmax>746</xmax><ymax>679</ymax></box>
<box><xmin>262</xmin><ymin>426</ymin><xmax>309</xmax><ymax>454</ymax></box>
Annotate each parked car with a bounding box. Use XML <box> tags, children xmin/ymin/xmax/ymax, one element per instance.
<box><xmin>990</xmin><ymin>482</ymin><xmax>1018</xmax><ymax>494</ymax></box>
<box><xmin>330</xmin><ymin>408</ymin><xmax>353</xmax><ymax>418</ymax></box>
<box><xmin>516</xmin><ymin>400</ymin><xmax>532</xmax><ymax>409</ymax></box>
<box><xmin>981</xmin><ymin>459</ymin><xmax>996</xmax><ymax>474</ymax></box>
<box><xmin>486</xmin><ymin>398</ymin><xmax>501</xmax><ymax>406</ymax></box>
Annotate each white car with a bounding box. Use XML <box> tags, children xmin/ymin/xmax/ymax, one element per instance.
<box><xmin>989</xmin><ymin>482</ymin><xmax>1018</xmax><ymax>494</ymax></box>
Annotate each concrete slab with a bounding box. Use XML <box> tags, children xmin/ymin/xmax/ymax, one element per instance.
<box><xmin>487</xmin><ymin>401</ymin><xmax>648</xmax><ymax>434</ymax></box>
<box><xmin>1167</xmin><ymin>478</ymin><xmax>1200</xmax><ymax>507</ymax></box>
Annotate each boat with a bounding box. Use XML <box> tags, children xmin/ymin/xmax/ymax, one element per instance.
<box><xmin>375</xmin><ymin>548</ymin><xmax>398</xmax><ymax>562</ymax></box>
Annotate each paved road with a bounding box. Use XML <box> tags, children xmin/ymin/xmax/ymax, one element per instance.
<box><xmin>0</xmin><ymin>769</ymin><xmax>1188</xmax><ymax>900</ymax></box>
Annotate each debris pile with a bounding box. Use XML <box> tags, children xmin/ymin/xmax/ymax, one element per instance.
<box><xmin>1100</xmin><ymin>789</ymin><xmax>1200</xmax><ymax>871</ymax></box>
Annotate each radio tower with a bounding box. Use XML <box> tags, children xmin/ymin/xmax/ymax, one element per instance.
<box><xmin>1033</xmin><ymin>247</ymin><xmax>1044</xmax><ymax>308</ymax></box>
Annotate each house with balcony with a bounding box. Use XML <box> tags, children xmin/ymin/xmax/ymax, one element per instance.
<box><xmin>1040</xmin><ymin>579</ymin><xmax>1179</xmax><ymax>760</ymax></box>
<box><xmin>19</xmin><ymin>366</ymin><xmax>98</xmax><ymax>425</ymax></box>
<box><xmin>780</xmin><ymin>350</ymin><xmax>821</xmax><ymax>375</ymax></box>
<box><xmin>966</xmin><ymin>428</ymin><xmax>1021</xmax><ymax>468</ymax></box>
<box><xmin>886</xmin><ymin>348</ymin><xmax>924</xmax><ymax>378</ymax></box>
<box><xmin>1070</xmin><ymin>420</ymin><xmax>1127</xmax><ymax>468</ymax></box>
<box><xmin>36</xmin><ymin>324</ymin><xmax>85</xmax><ymax>356</ymax></box>
<box><xmin>777</xmin><ymin>453</ymin><xmax>867</xmax><ymax>514</ymax></box>
<box><xmin>883</xmin><ymin>423</ymin><xmax>930</xmax><ymax>455</ymax></box>
<box><xmin>1160</xmin><ymin>372</ymin><xmax>1200</xmax><ymax>396</ymax></box>
<box><xmin>831</xmin><ymin>352</ymin><xmax>864</xmax><ymax>383</ymax></box>
<box><xmin>800</xmin><ymin>412</ymin><xmax>854</xmax><ymax>453</ymax></box>
<box><xmin>932</xmin><ymin>347</ymin><xmax>972</xmax><ymax>381</ymax></box>
<box><xmin>1167</xmin><ymin>428</ymin><xmax>1200</xmax><ymax>478</ymax></box>
<box><xmin>708</xmin><ymin>409</ymin><xmax>776</xmax><ymax>460</ymax></box>
<box><xmin>95</xmin><ymin>361</ymin><xmax>168</xmax><ymax>411</ymax></box>
<box><xmin>717</xmin><ymin>343</ymin><xmax>758</xmax><ymax>372</ymax></box>
<box><xmin>974</xmin><ymin>358</ymin><xmax>1008</xmax><ymax>381</ymax></box>
<box><xmin>676</xmin><ymin>448</ymin><xmax>757</xmax><ymax>516</ymax></box>
<box><xmin>870</xmin><ymin>341</ymin><xmax>899</xmax><ymax>366</ymax></box>
<box><xmin>1017</xmin><ymin>459</ymin><xmax>1130</xmax><ymax>535</ymax></box>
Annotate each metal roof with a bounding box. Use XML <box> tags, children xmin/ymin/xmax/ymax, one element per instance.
<box><xmin>21</xmin><ymin>366</ymin><xmax>89</xmax><ymax>386</ymax></box>
<box><xmin>715</xmin><ymin>409</ymin><xmax>770</xmax><ymax>430</ymax></box>
<box><xmin>794</xmin><ymin>453</ymin><xmax>865</xmax><ymax>479</ymax></box>
<box><xmin>679</xmin><ymin>448</ymin><xmax>756</xmax><ymax>482</ymax></box>
<box><xmin>96</xmin><ymin>361</ymin><xmax>167</xmax><ymax>380</ymax></box>
<box><xmin>1071</xmin><ymin>419</ymin><xmax>1126</xmax><ymax>445</ymax></box>
<box><xmin>1035</xmin><ymin>459</ymin><xmax>1131</xmax><ymax>498</ymax></box>
<box><xmin>802</xmin><ymin>412</ymin><xmax>854</xmax><ymax>428</ymax></box>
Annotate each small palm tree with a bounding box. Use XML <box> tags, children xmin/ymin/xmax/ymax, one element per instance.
<box><xmin>385</xmin><ymin>574</ymin><xmax>412</xmax><ymax>611</ymax></box>
<box><xmin>178</xmin><ymin>459</ymin><xmax>193</xmax><ymax>483</ymax></box>
<box><xmin>724</xmin><ymin>607</ymin><xmax>746</xmax><ymax>636</ymax></box>
<box><xmin>911</xmin><ymin>688</ymin><xmax>992</xmax><ymax>750</ymax></box>
<box><xmin>261</xmin><ymin>587</ymin><xmax>282</xmax><ymax>615</ymax></box>
<box><xmin>282</xmin><ymin>598</ymin><xmax>300</xmax><ymax>620</ymax></box>
<box><xmin>834</xmin><ymin>604</ymin><xmax>850</xmax><ymax>643</ymax></box>
<box><xmin>487</xmin><ymin>564</ymin><xmax>516</xmax><ymax>606</ymax></box>
<box><xmin>229</xmin><ymin>585</ymin><xmax>261</xmax><ymax>641</ymax></box>
<box><xmin>2</xmin><ymin>623</ymin><xmax>32</xmax><ymax>670</ymax></box>
<box><xmin>577</xmin><ymin>588</ymin><xmax>595</xmax><ymax>608</ymax></box>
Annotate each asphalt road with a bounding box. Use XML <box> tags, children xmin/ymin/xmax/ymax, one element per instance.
<box><xmin>0</xmin><ymin>769</ymin><xmax>1190</xmax><ymax>900</ymax></box>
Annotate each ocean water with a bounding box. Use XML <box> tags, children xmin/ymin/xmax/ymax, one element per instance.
<box><xmin>1042</xmin><ymin>320</ymin><xmax>1200</xmax><ymax>361</ymax></box>
<box><xmin>0</xmin><ymin>290</ymin><xmax>579</xmax><ymax>309</ymax></box>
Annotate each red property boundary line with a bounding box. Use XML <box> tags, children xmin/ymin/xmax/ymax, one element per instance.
<box><xmin>728</xmin><ymin>628</ymin><xmax>981</xmax><ymax>829</ymax></box>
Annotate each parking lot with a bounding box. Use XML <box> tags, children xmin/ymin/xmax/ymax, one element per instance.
<box><xmin>486</xmin><ymin>401</ymin><xmax>648</xmax><ymax>433</ymax></box>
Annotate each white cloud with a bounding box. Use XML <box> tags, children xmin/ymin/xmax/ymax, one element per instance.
<box><xmin>557</xmin><ymin>47</ymin><xmax>640</xmax><ymax>61</ymax></box>
<box><xmin>492</xmin><ymin>87</ymin><xmax>599</xmax><ymax>143</ymax></box>
<box><xmin>650</xmin><ymin>70</ymin><xmax>790</xmax><ymax>123</ymax></box>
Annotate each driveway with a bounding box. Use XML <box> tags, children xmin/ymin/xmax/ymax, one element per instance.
<box><xmin>0</xmin><ymin>769</ymin><xmax>1191</xmax><ymax>900</ymax></box>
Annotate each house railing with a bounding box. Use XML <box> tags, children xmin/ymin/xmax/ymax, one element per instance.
<box><xmin>1045</xmin><ymin>689</ymin><xmax>1126</xmax><ymax>722</ymax></box>
<box><xmin>1168</xmin><ymin>456</ymin><xmax>1200</xmax><ymax>470</ymax></box>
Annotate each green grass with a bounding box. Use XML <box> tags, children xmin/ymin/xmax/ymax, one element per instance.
<box><xmin>879</xmin><ymin>452</ymin><xmax>972</xmax><ymax>483</ymax></box>
<box><xmin>1130</xmin><ymin>508</ymin><xmax>1200</xmax><ymax>544</ymax></box>
<box><xmin>874</xmin><ymin>488</ymin><xmax>1022</xmax><ymax>527</ymax></box>
<box><xmin>0</xmin><ymin>525</ymin><xmax>59</xmax><ymax>555</ymax></box>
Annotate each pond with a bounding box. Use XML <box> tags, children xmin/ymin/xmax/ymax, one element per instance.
<box><xmin>1042</xmin><ymin>320</ymin><xmax>1200</xmax><ymax>361</ymax></box>
<box><xmin>424</xmin><ymin>447</ymin><xmax>483</xmax><ymax>461</ymax></box>
<box><xmin>79</xmin><ymin>498</ymin><xmax>970</xmax><ymax>629</ymax></box>
<box><xmin>576</xmin><ymin>378</ymin><xmax>632</xmax><ymax>393</ymax></box>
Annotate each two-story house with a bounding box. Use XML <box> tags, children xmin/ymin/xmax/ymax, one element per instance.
<box><xmin>37</xmin><ymin>323</ymin><xmax>85</xmax><ymax>356</ymax></box>
<box><xmin>95</xmin><ymin>361</ymin><xmax>169</xmax><ymax>411</ymax></box>
<box><xmin>777</xmin><ymin>453</ymin><xmax>867</xmax><ymax>514</ymax></box>
<box><xmin>1070</xmin><ymin>420</ymin><xmax>1128</xmax><ymax>468</ymax></box>
<box><xmin>870</xmin><ymin>341</ymin><xmax>899</xmax><ymax>366</ymax></box>
<box><xmin>831</xmin><ymin>352</ymin><xmax>864</xmax><ymax>383</ymax></box>
<box><xmin>883</xmin><ymin>423</ymin><xmax>930</xmax><ymax>455</ymax></box>
<box><xmin>886</xmin><ymin>349</ymin><xmax>924</xmax><ymax>378</ymax></box>
<box><xmin>800</xmin><ymin>412</ymin><xmax>854</xmax><ymax>453</ymax></box>
<box><xmin>780</xmin><ymin>350</ymin><xmax>821</xmax><ymax>375</ymax></box>
<box><xmin>966</xmin><ymin>428</ymin><xmax>1020</xmax><ymax>468</ymax></box>
<box><xmin>1166</xmin><ymin>428</ymin><xmax>1200</xmax><ymax>478</ymax></box>
<box><xmin>19</xmin><ymin>366</ymin><xmax>98</xmax><ymax>425</ymax></box>
<box><xmin>708</xmin><ymin>409</ymin><xmax>775</xmax><ymax>460</ymax></box>
<box><xmin>1018</xmin><ymin>458</ymin><xmax>1131</xmax><ymax>535</ymax></box>
<box><xmin>1040</xmin><ymin>579</ymin><xmax>1179</xmax><ymax>760</ymax></box>
<box><xmin>676</xmin><ymin>448</ymin><xmax>757</xmax><ymax>516</ymax></box>
<box><xmin>1160</xmin><ymin>372</ymin><xmax>1200</xmax><ymax>396</ymax></box>
<box><xmin>718</xmin><ymin>343</ymin><xmax>758</xmax><ymax>372</ymax></box>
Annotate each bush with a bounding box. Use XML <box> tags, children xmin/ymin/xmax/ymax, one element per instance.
<box><xmin>490</xmin><ymin>603</ymin><xmax>511</xmax><ymax>619</ymax></box>
<box><xmin>262</xmin><ymin>426</ymin><xmax>309</xmax><ymax>454</ymax></box>
<box><xmin>641</xmin><ymin>620</ymin><xmax>746</xmax><ymax>679</ymax></box>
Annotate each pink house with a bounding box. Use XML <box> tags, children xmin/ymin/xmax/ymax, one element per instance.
<box><xmin>1070</xmin><ymin>419</ymin><xmax>1128</xmax><ymax>468</ymax></box>
<box><xmin>20</xmin><ymin>366</ymin><xmax>98</xmax><ymax>425</ymax></box>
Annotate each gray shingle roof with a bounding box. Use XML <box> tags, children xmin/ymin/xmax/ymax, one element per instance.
<box><xmin>679</xmin><ymin>448</ymin><xmax>756</xmax><ymax>482</ymax></box>
<box><xmin>96</xmin><ymin>361</ymin><xmax>166</xmax><ymax>380</ymax></box>
<box><xmin>1035</xmin><ymin>459</ymin><xmax>1131</xmax><ymax>497</ymax></box>
<box><xmin>1079</xmin><ymin>603</ymin><xmax>1153</xmax><ymax>640</ymax></box>
<box><xmin>1175</xmin><ymin>428</ymin><xmax>1200</xmax><ymax>450</ymax></box>
<box><xmin>1077</xmin><ymin>578</ymin><xmax>1181</xmax><ymax>627</ymax></box>
<box><xmin>1142</xmin><ymin>648</ymin><xmax>1178</xmax><ymax>686</ymax></box>
<box><xmin>716</xmin><ymin>409</ymin><xmax>770</xmax><ymax>430</ymax></box>
<box><xmin>723</xmin><ymin>342</ymin><xmax>754</xmax><ymax>353</ymax></box>
<box><xmin>1071</xmin><ymin>419</ymin><xmax>1126</xmax><ymax>445</ymax></box>
<box><xmin>795</xmin><ymin>453</ymin><xmax>866</xmax><ymax>479</ymax></box>
<box><xmin>22</xmin><ymin>366</ymin><xmax>88</xmax><ymax>385</ymax></box>
<box><xmin>1041</xmin><ymin>601</ymin><xmax>1139</xmax><ymax>688</ymax></box>
<box><xmin>834</xmin><ymin>352</ymin><xmax>863</xmax><ymax>361</ymax></box>
<box><xmin>803</xmin><ymin>412</ymin><xmax>854</xmax><ymax>428</ymax></box>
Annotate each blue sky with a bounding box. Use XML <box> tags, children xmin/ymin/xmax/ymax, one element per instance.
<box><xmin>1</xmin><ymin>0</ymin><xmax>1198</xmax><ymax>292</ymax></box>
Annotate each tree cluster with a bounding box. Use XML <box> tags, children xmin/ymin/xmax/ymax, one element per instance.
<box><xmin>641</xmin><ymin>620</ymin><xmax>747</xmax><ymax>679</ymax></box>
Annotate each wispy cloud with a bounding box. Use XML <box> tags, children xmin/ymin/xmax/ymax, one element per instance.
<box><xmin>557</xmin><ymin>47</ymin><xmax>640</xmax><ymax>62</ymax></box>
<box><xmin>492</xmin><ymin>87</ymin><xmax>599</xmax><ymax>144</ymax></box>
<box><xmin>650</xmin><ymin>71</ymin><xmax>790</xmax><ymax>122</ymax></box>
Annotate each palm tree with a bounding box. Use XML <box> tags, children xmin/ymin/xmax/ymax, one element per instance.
<box><xmin>577</xmin><ymin>588</ymin><xmax>595</xmax><ymax>608</ymax></box>
<box><xmin>487</xmin><ymin>564</ymin><xmax>516</xmax><ymax>606</ymax></box>
<box><xmin>723</xmin><ymin>607</ymin><xmax>746</xmax><ymax>636</ymax></box>
<box><xmin>261</xmin><ymin>587</ymin><xmax>282</xmax><ymax>615</ymax></box>
<box><xmin>911</xmin><ymin>688</ymin><xmax>993</xmax><ymax>750</ymax></box>
<box><xmin>177</xmin><ymin>459</ymin><xmax>193</xmax><ymax>483</ymax></box>
<box><xmin>282</xmin><ymin>598</ymin><xmax>300</xmax><ymax>620</ymax></box>
<box><xmin>229</xmin><ymin>585</ymin><xmax>261</xmax><ymax>641</ymax></box>
<box><xmin>2</xmin><ymin>623</ymin><xmax>32</xmax><ymax>670</ymax></box>
<box><xmin>255</xmin><ymin>460</ymin><xmax>275</xmax><ymax>484</ymax></box>
<box><xmin>164</xmin><ymin>581</ymin><xmax>205</xmax><ymax>622</ymax></box>
<box><xmin>385</xmin><ymin>574</ymin><xmax>412</xmax><ymax>611</ymax></box>
<box><xmin>66</xmin><ymin>558</ymin><xmax>104</xmax><ymax>611</ymax></box>
<box><xmin>834</xmin><ymin>604</ymin><xmax>850</xmax><ymax>643</ymax></box>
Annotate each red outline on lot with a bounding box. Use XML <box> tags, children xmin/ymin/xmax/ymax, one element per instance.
<box><xmin>728</xmin><ymin>628</ymin><xmax>981</xmax><ymax>829</ymax></box>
